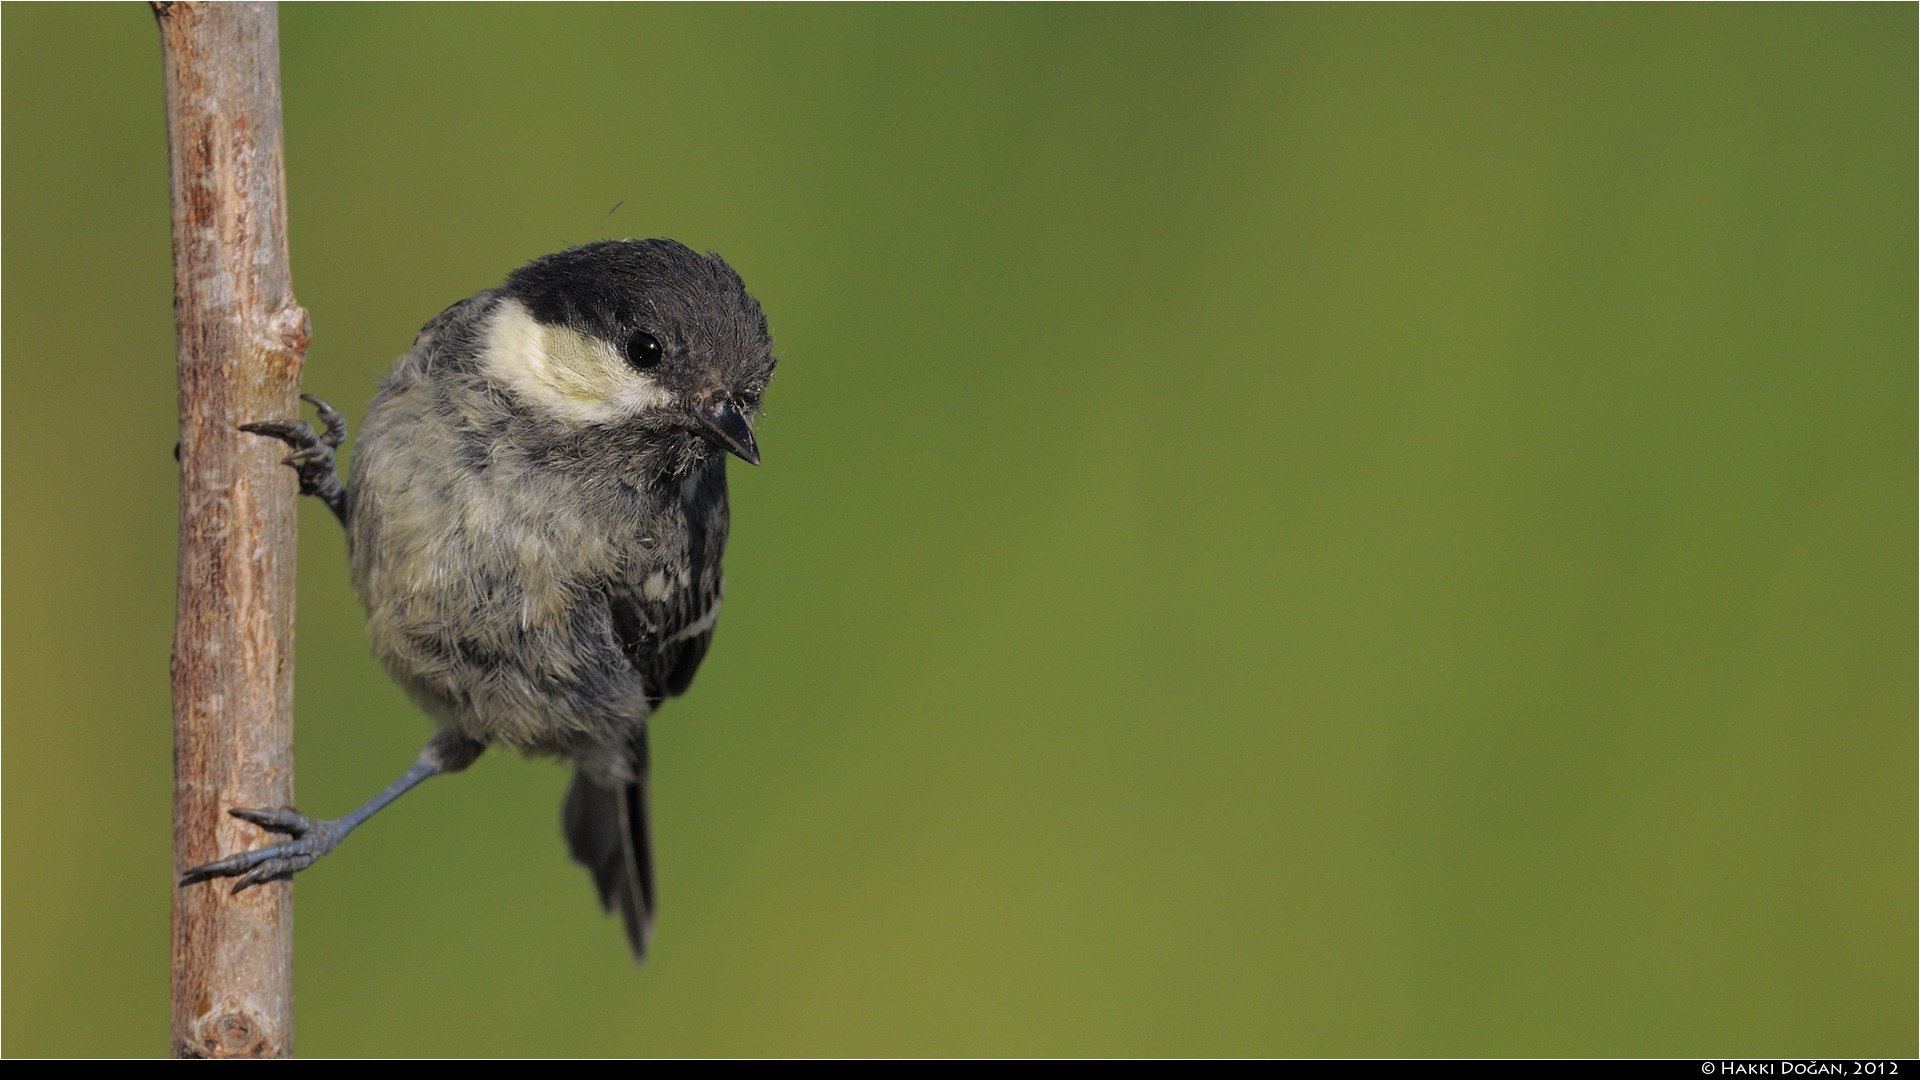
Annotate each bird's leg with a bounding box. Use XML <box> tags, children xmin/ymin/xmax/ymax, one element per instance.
<box><xmin>239</xmin><ymin>392</ymin><xmax>350</xmax><ymax>526</ymax></box>
<box><xmin>179</xmin><ymin>733</ymin><xmax>484</xmax><ymax>894</ymax></box>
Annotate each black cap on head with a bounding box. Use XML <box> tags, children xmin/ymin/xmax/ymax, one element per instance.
<box><xmin>503</xmin><ymin>239</ymin><xmax>775</xmax><ymax>420</ymax></box>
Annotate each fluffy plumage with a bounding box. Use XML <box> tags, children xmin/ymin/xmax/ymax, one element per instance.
<box><xmin>190</xmin><ymin>239</ymin><xmax>775</xmax><ymax>963</ymax></box>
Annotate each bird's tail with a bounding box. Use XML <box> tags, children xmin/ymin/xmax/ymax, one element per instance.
<box><xmin>563</xmin><ymin>730</ymin><xmax>656</xmax><ymax>964</ymax></box>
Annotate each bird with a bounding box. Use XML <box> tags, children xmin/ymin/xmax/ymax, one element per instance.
<box><xmin>179</xmin><ymin>238</ymin><xmax>776</xmax><ymax>963</ymax></box>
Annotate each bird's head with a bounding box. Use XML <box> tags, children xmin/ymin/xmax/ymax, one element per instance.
<box><xmin>481</xmin><ymin>238</ymin><xmax>775</xmax><ymax>464</ymax></box>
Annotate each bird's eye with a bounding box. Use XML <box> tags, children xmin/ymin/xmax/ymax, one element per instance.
<box><xmin>625</xmin><ymin>331</ymin><xmax>663</xmax><ymax>370</ymax></box>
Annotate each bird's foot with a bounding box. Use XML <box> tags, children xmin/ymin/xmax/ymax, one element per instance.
<box><xmin>240</xmin><ymin>394</ymin><xmax>348</xmax><ymax>523</ymax></box>
<box><xmin>178</xmin><ymin>807</ymin><xmax>347</xmax><ymax>894</ymax></box>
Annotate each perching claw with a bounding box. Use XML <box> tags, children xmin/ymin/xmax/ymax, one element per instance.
<box><xmin>178</xmin><ymin>807</ymin><xmax>346</xmax><ymax>894</ymax></box>
<box><xmin>178</xmin><ymin>737</ymin><xmax>471</xmax><ymax>894</ymax></box>
<box><xmin>303</xmin><ymin>392</ymin><xmax>346</xmax><ymax>448</ymax></box>
<box><xmin>240</xmin><ymin>393</ymin><xmax>349</xmax><ymax>525</ymax></box>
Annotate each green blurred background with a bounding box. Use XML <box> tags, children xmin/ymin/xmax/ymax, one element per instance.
<box><xmin>3</xmin><ymin>2</ymin><xmax>1913</xmax><ymax>1058</ymax></box>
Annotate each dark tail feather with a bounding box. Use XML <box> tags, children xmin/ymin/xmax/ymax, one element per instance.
<box><xmin>563</xmin><ymin>732</ymin><xmax>655</xmax><ymax>964</ymax></box>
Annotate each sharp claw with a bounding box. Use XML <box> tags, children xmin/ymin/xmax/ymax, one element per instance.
<box><xmin>229</xmin><ymin>807</ymin><xmax>311</xmax><ymax>835</ymax></box>
<box><xmin>302</xmin><ymin>394</ymin><xmax>347</xmax><ymax>448</ymax></box>
<box><xmin>179</xmin><ymin>853</ymin><xmax>248</xmax><ymax>886</ymax></box>
<box><xmin>181</xmin><ymin>844</ymin><xmax>275</xmax><ymax>885</ymax></box>
<box><xmin>232</xmin><ymin>858</ymin><xmax>294</xmax><ymax>893</ymax></box>
<box><xmin>240</xmin><ymin>420</ymin><xmax>319</xmax><ymax>448</ymax></box>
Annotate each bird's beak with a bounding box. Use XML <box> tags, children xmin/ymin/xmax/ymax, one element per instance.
<box><xmin>695</xmin><ymin>400</ymin><xmax>761</xmax><ymax>465</ymax></box>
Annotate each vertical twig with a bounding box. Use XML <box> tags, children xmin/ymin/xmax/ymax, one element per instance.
<box><xmin>157</xmin><ymin>1</ymin><xmax>307</xmax><ymax>1059</ymax></box>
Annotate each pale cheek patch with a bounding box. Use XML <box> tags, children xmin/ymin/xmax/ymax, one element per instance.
<box><xmin>481</xmin><ymin>298</ymin><xmax>675</xmax><ymax>424</ymax></box>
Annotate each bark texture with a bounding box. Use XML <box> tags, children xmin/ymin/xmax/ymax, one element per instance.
<box><xmin>158</xmin><ymin>1</ymin><xmax>308</xmax><ymax>1059</ymax></box>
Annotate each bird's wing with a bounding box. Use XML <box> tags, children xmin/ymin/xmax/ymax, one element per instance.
<box><xmin>577</xmin><ymin>472</ymin><xmax>727</xmax><ymax>962</ymax></box>
<box><xmin>577</xmin><ymin>552</ymin><xmax>720</xmax><ymax>964</ymax></box>
<box><xmin>606</xmin><ymin>570</ymin><xmax>721</xmax><ymax>703</ymax></box>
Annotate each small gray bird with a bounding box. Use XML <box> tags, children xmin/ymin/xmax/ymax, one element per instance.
<box><xmin>180</xmin><ymin>238</ymin><xmax>776</xmax><ymax>962</ymax></box>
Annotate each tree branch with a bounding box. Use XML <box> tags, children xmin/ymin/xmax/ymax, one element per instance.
<box><xmin>157</xmin><ymin>1</ymin><xmax>307</xmax><ymax>1059</ymax></box>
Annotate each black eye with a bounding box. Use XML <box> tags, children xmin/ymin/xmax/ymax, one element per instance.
<box><xmin>625</xmin><ymin>330</ymin><xmax>663</xmax><ymax>370</ymax></box>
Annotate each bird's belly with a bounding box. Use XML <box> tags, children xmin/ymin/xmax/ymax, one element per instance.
<box><xmin>357</xmin><ymin>472</ymin><xmax>651</xmax><ymax>756</ymax></box>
